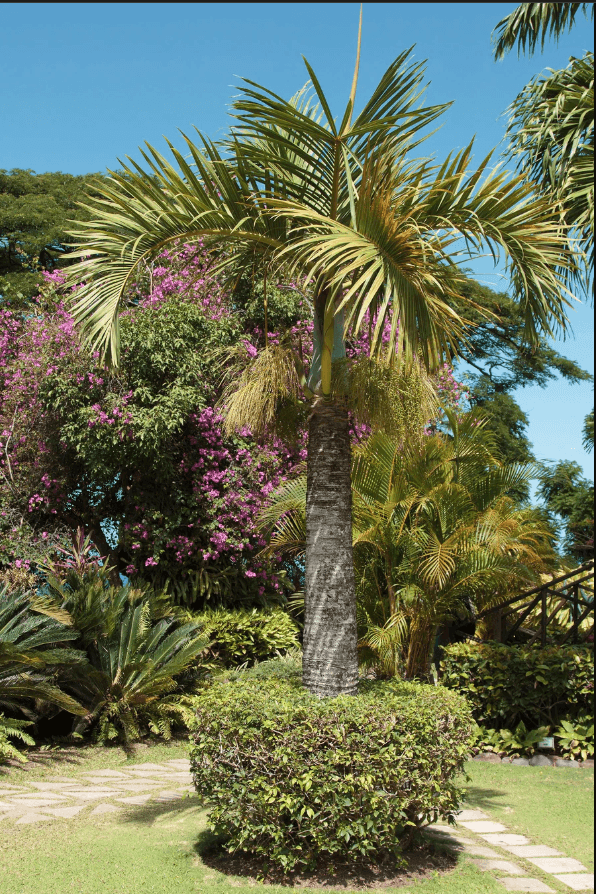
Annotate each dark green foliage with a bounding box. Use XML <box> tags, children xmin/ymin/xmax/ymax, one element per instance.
<box><xmin>0</xmin><ymin>586</ymin><xmax>85</xmax><ymax>718</ymax></box>
<box><xmin>192</xmin><ymin>608</ymin><xmax>299</xmax><ymax>667</ymax></box>
<box><xmin>42</xmin><ymin>564</ymin><xmax>208</xmax><ymax>744</ymax></box>
<box><xmin>583</xmin><ymin>408</ymin><xmax>594</xmax><ymax>452</ymax></box>
<box><xmin>537</xmin><ymin>461</ymin><xmax>594</xmax><ymax>559</ymax></box>
<box><xmin>189</xmin><ymin>667</ymin><xmax>473</xmax><ymax>873</ymax></box>
<box><xmin>440</xmin><ymin>643</ymin><xmax>594</xmax><ymax>730</ymax></box>
<box><xmin>0</xmin><ymin>169</ymin><xmax>104</xmax><ymax>305</ymax></box>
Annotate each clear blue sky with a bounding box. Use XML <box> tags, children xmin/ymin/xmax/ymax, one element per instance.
<box><xmin>1</xmin><ymin>2</ymin><xmax>593</xmax><ymax>481</ymax></box>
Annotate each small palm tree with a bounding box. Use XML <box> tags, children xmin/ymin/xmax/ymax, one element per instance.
<box><xmin>66</xmin><ymin>19</ymin><xmax>579</xmax><ymax>696</ymax></box>
<box><xmin>262</xmin><ymin>412</ymin><xmax>556</xmax><ymax>679</ymax></box>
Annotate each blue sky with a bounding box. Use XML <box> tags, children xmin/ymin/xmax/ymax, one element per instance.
<box><xmin>1</xmin><ymin>2</ymin><xmax>593</xmax><ymax>481</ymax></box>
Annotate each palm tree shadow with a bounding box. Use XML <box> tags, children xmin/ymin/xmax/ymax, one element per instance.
<box><xmin>117</xmin><ymin>795</ymin><xmax>207</xmax><ymax>826</ymax></box>
<box><xmin>463</xmin><ymin>786</ymin><xmax>509</xmax><ymax>812</ymax></box>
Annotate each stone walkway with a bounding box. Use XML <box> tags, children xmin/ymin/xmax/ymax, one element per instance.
<box><xmin>0</xmin><ymin>759</ymin><xmax>195</xmax><ymax>825</ymax></box>
<box><xmin>1</xmin><ymin>759</ymin><xmax>593</xmax><ymax>892</ymax></box>
<box><xmin>427</xmin><ymin>808</ymin><xmax>594</xmax><ymax>892</ymax></box>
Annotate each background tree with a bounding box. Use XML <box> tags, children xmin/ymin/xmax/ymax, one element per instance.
<box><xmin>537</xmin><ymin>460</ymin><xmax>594</xmax><ymax>560</ymax></box>
<box><xmin>0</xmin><ymin>169</ymin><xmax>105</xmax><ymax>307</ymax></box>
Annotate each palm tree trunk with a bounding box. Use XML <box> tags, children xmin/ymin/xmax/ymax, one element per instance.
<box><xmin>302</xmin><ymin>399</ymin><xmax>359</xmax><ymax>698</ymax></box>
<box><xmin>405</xmin><ymin>616</ymin><xmax>437</xmax><ymax>680</ymax></box>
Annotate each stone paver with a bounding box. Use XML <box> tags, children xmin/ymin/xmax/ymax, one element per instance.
<box><xmin>553</xmin><ymin>874</ymin><xmax>594</xmax><ymax>891</ymax></box>
<box><xmin>40</xmin><ymin>806</ymin><xmax>87</xmax><ymax>818</ymax></box>
<box><xmin>483</xmin><ymin>833</ymin><xmax>532</xmax><ymax>847</ymax></box>
<box><xmin>528</xmin><ymin>858</ymin><xmax>589</xmax><ymax>874</ymax></box>
<box><xmin>461</xmin><ymin>820</ymin><xmax>508</xmax><ymax>833</ymax></box>
<box><xmin>115</xmin><ymin>794</ymin><xmax>153</xmax><ymax>805</ymax></box>
<box><xmin>15</xmin><ymin>812</ymin><xmax>55</xmax><ymax>825</ymax></box>
<box><xmin>89</xmin><ymin>803</ymin><xmax>120</xmax><ymax>816</ymax></box>
<box><xmin>504</xmin><ymin>846</ymin><xmax>563</xmax><ymax>859</ymax></box>
<box><xmin>87</xmin><ymin>769</ymin><xmax>137</xmax><ymax>777</ymax></box>
<box><xmin>498</xmin><ymin>880</ymin><xmax>556</xmax><ymax>892</ymax></box>
<box><xmin>61</xmin><ymin>789</ymin><xmax>124</xmax><ymax>801</ymax></box>
<box><xmin>30</xmin><ymin>782</ymin><xmax>84</xmax><ymax>791</ymax></box>
<box><xmin>6</xmin><ymin>795</ymin><xmax>71</xmax><ymax>807</ymax></box>
<box><xmin>457</xmin><ymin>809</ymin><xmax>489</xmax><ymax>821</ymax></box>
<box><xmin>154</xmin><ymin>791</ymin><xmax>183</xmax><ymax>802</ymax></box>
<box><xmin>459</xmin><ymin>844</ymin><xmax>504</xmax><ymax>858</ymax></box>
<box><xmin>471</xmin><ymin>859</ymin><xmax>527</xmax><ymax>875</ymax></box>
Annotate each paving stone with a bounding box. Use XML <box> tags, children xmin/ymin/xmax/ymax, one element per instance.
<box><xmin>40</xmin><ymin>806</ymin><xmax>87</xmax><ymax>818</ymax></box>
<box><xmin>30</xmin><ymin>782</ymin><xmax>82</xmax><ymax>791</ymax></box>
<box><xmin>456</xmin><ymin>809</ymin><xmax>489</xmax><ymax>821</ymax></box>
<box><xmin>15</xmin><ymin>813</ymin><xmax>55</xmax><ymax>825</ymax></box>
<box><xmin>483</xmin><ymin>834</ymin><xmax>532</xmax><ymax>847</ymax></box>
<box><xmin>164</xmin><ymin>760</ymin><xmax>191</xmax><ymax>768</ymax></box>
<box><xmin>114</xmin><ymin>794</ymin><xmax>153</xmax><ymax>805</ymax></box>
<box><xmin>90</xmin><ymin>803</ymin><xmax>120</xmax><ymax>816</ymax></box>
<box><xmin>529</xmin><ymin>858</ymin><xmax>589</xmax><ymax>873</ymax></box>
<box><xmin>553</xmin><ymin>874</ymin><xmax>594</xmax><ymax>891</ymax></box>
<box><xmin>555</xmin><ymin>759</ymin><xmax>580</xmax><ymax>769</ymax></box>
<box><xmin>78</xmin><ymin>769</ymin><xmax>131</xmax><ymax>778</ymax></box>
<box><xmin>121</xmin><ymin>763</ymin><xmax>169</xmax><ymax>771</ymax></box>
<box><xmin>6</xmin><ymin>796</ymin><xmax>70</xmax><ymax>807</ymax></box>
<box><xmin>460</xmin><ymin>820</ymin><xmax>508</xmax><ymax>833</ymax></box>
<box><xmin>498</xmin><ymin>880</ymin><xmax>555</xmax><ymax>892</ymax></box>
<box><xmin>473</xmin><ymin>753</ymin><xmax>502</xmax><ymax>763</ymax></box>
<box><xmin>83</xmin><ymin>777</ymin><xmax>162</xmax><ymax>789</ymax></box>
<box><xmin>62</xmin><ymin>790</ymin><xmax>124</xmax><ymax>801</ymax></box>
<box><xmin>153</xmin><ymin>790</ymin><xmax>183</xmax><ymax>802</ymax></box>
<box><xmin>0</xmin><ymin>786</ymin><xmax>28</xmax><ymax>794</ymax></box>
<box><xmin>458</xmin><ymin>844</ymin><xmax>504</xmax><ymax>858</ymax></box>
<box><xmin>504</xmin><ymin>846</ymin><xmax>563</xmax><ymax>858</ymax></box>
<box><xmin>471</xmin><ymin>859</ymin><xmax>527</xmax><ymax>875</ymax></box>
<box><xmin>529</xmin><ymin>755</ymin><xmax>553</xmax><ymax>767</ymax></box>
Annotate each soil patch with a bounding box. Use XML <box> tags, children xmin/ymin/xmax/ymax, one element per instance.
<box><xmin>200</xmin><ymin>841</ymin><xmax>457</xmax><ymax>889</ymax></box>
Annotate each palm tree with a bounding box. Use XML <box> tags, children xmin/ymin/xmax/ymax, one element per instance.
<box><xmin>493</xmin><ymin>4</ymin><xmax>594</xmax><ymax>283</ymax></box>
<box><xmin>66</xmin><ymin>20</ymin><xmax>579</xmax><ymax>697</ymax></box>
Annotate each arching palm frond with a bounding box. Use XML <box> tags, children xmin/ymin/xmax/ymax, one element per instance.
<box><xmin>505</xmin><ymin>52</ymin><xmax>594</xmax><ymax>278</ymax></box>
<box><xmin>492</xmin><ymin>3</ymin><xmax>593</xmax><ymax>60</ymax></box>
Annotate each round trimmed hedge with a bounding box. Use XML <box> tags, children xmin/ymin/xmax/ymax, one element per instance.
<box><xmin>189</xmin><ymin>660</ymin><xmax>473</xmax><ymax>872</ymax></box>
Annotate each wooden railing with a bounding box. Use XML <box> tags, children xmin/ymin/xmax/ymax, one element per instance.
<box><xmin>476</xmin><ymin>561</ymin><xmax>594</xmax><ymax>646</ymax></box>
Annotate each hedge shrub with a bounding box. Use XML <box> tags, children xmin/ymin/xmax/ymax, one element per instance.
<box><xmin>193</xmin><ymin>607</ymin><xmax>299</xmax><ymax>667</ymax></box>
<box><xmin>189</xmin><ymin>664</ymin><xmax>473</xmax><ymax>873</ymax></box>
<box><xmin>440</xmin><ymin>643</ymin><xmax>594</xmax><ymax>729</ymax></box>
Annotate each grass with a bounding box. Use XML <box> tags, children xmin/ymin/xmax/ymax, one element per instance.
<box><xmin>0</xmin><ymin>743</ymin><xmax>592</xmax><ymax>894</ymax></box>
<box><xmin>464</xmin><ymin>761</ymin><xmax>594</xmax><ymax>871</ymax></box>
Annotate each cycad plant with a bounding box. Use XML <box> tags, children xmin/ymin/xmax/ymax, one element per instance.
<box><xmin>66</xmin><ymin>16</ymin><xmax>579</xmax><ymax>696</ymax></box>
<box><xmin>0</xmin><ymin>586</ymin><xmax>85</xmax><ymax>720</ymax></box>
<box><xmin>41</xmin><ymin>561</ymin><xmax>208</xmax><ymax>744</ymax></box>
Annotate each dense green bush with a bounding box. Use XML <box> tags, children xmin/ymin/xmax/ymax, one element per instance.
<box><xmin>193</xmin><ymin>607</ymin><xmax>299</xmax><ymax>667</ymax></box>
<box><xmin>441</xmin><ymin>643</ymin><xmax>594</xmax><ymax>729</ymax></box>
<box><xmin>189</xmin><ymin>664</ymin><xmax>473</xmax><ymax>873</ymax></box>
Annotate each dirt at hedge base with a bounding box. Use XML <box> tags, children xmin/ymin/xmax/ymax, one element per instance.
<box><xmin>200</xmin><ymin>841</ymin><xmax>457</xmax><ymax>889</ymax></box>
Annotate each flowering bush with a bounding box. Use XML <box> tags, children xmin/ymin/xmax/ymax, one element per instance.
<box><xmin>0</xmin><ymin>242</ymin><xmax>469</xmax><ymax>603</ymax></box>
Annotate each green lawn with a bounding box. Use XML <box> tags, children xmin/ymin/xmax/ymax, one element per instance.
<box><xmin>464</xmin><ymin>761</ymin><xmax>594</xmax><ymax>871</ymax></box>
<box><xmin>0</xmin><ymin>743</ymin><xmax>592</xmax><ymax>894</ymax></box>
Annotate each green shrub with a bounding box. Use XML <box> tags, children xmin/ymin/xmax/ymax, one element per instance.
<box><xmin>189</xmin><ymin>665</ymin><xmax>473</xmax><ymax>873</ymax></box>
<box><xmin>192</xmin><ymin>607</ymin><xmax>300</xmax><ymax>667</ymax></box>
<box><xmin>441</xmin><ymin>643</ymin><xmax>594</xmax><ymax>729</ymax></box>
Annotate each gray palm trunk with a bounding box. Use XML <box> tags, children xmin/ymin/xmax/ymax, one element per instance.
<box><xmin>302</xmin><ymin>399</ymin><xmax>359</xmax><ymax>698</ymax></box>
